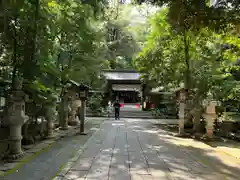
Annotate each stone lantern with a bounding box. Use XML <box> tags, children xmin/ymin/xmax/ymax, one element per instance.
<box><xmin>4</xmin><ymin>76</ymin><xmax>29</xmax><ymax>160</ymax></box>
<box><xmin>59</xmin><ymin>87</ymin><xmax>71</xmax><ymax>130</ymax></box>
<box><xmin>67</xmin><ymin>80</ymin><xmax>82</xmax><ymax>126</ymax></box>
<box><xmin>176</xmin><ymin>87</ymin><xmax>187</xmax><ymax>135</ymax></box>
<box><xmin>203</xmin><ymin>100</ymin><xmax>217</xmax><ymax>139</ymax></box>
<box><xmin>78</xmin><ymin>83</ymin><xmax>89</xmax><ymax>135</ymax></box>
<box><xmin>45</xmin><ymin>93</ymin><xmax>58</xmax><ymax>139</ymax></box>
<box><xmin>68</xmin><ymin>93</ymin><xmax>81</xmax><ymax>126</ymax></box>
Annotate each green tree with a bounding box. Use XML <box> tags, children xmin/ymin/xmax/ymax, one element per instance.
<box><xmin>135</xmin><ymin>0</ymin><xmax>239</xmax><ymax>90</ymax></box>
<box><xmin>134</xmin><ymin>7</ymin><xmax>239</xmax><ymax>111</ymax></box>
<box><xmin>133</xmin><ymin>7</ymin><xmax>238</xmax><ymax>132</ymax></box>
<box><xmin>0</xmin><ymin>0</ymin><xmax>108</xmax><ymax>97</ymax></box>
<box><xmin>104</xmin><ymin>2</ymin><xmax>141</xmax><ymax>69</ymax></box>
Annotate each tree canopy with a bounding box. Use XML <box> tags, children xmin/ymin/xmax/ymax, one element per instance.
<box><xmin>134</xmin><ymin>5</ymin><xmax>239</xmax><ymax>104</ymax></box>
<box><xmin>0</xmin><ymin>0</ymin><xmax>239</xmax><ymax>104</ymax></box>
<box><xmin>0</xmin><ymin>0</ymin><xmax>110</xmax><ymax>102</ymax></box>
<box><xmin>0</xmin><ymin>0</ymin><xmax>154</xmax><ymax>103</ymax></box>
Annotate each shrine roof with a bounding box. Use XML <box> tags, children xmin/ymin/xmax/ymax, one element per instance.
<box><xmin>103</xmin><ymin>69</ymin><xmax>141</xmax><ymax>81</ymax></box>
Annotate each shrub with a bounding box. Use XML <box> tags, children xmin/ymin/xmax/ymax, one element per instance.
<box><xmin>88</xmin><ymin>94</ymin><xmax>104</xmax><ymax>115</ymax></box>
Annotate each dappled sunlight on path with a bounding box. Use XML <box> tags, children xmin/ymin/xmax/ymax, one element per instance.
<box><xmin>55</xmin><ymin>118</ymin><xmax>240</xmax><ymax>180</ymax></box>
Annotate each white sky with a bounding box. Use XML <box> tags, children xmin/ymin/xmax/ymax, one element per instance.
<box><xmin>108</xmin><ymin>0</ymin><xmax>160</xmax><ymax>24</ymax></box>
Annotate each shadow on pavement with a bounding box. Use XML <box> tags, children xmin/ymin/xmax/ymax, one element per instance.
<box><xmin>126</xmin><ymin>118</ymin><xmax>240</xmax><ymax>180</ymax></box>
<box><xmin>151</xmin><ymin>120</ymin><xmax>240</xmax><ymax>158</ymax></box>
<box><xmin>66</xmin><ymin>118</ymin><xmax>240</xmax><ymax>180</ymax></box>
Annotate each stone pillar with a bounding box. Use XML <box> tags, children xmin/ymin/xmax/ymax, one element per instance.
<box><xmin>176</xmin><ymin>87</ymin><xmax>187</xmax><ymax>136</ymax></box>
<box><xmin>204</xmin><ymin>101</ymin><xmax>217</xmax><ymax>139</ymax></box>
<box><xmin>5</xmin><ymin>90</ymin><xmax>29</xmax><ymax>160</ymax></box>
<box><xmin>79</xmin><ymin>100</ymin><xmax>87</xmax><ymax>135</ymax></box>
<box><xmin>45</xmin><ymin>101</ymin><xmax>56</xmax><ymax>139</ymax></box>
<box><xmin>59</xmin><ymin>92</ymin><xmax>69</xmax><ymax>130</ymax></box>
<box><xmin>178</xmin><ymin>102</ymin><xmax>185</xmax><ymax>135</ymax></box>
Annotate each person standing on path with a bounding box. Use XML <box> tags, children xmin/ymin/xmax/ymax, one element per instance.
<box><xmin>113</xmin><ymin>99</ymin><xmax>121</xmax><ymax>120</ymax></box>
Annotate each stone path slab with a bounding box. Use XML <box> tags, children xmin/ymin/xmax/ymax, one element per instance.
<box><xmin>54</xmin><ymin>118</ymin><xmax>240</xmax><ymax>180</ymax></box>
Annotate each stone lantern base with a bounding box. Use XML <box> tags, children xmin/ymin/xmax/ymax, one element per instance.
<box><xmin>45</xmin><ymin>121</ymin><xmax>55</xmax><ymax>139</ymax></box>
<box><xmin>60</xmin><ymin>125</ymin><xmax>68</xmax><ymax>130</ymax></box>
<box><xmin>3</xmin><ymin>123</ymin><xmax>27</xmax><ymax>161</ymax></box>
<box><xmin>4</xmin><ymin>151</ymin><xmax>25</xmax><ymax>161</ymax></box>
<box><xmin>200</xmin><ymin>134</ymin><xmax>220</xmax><ymax>142</ymax></box>
<box><xmin>68</xmin><ymin>100</ymin><xmax>81</xmax><ymax>126</ymax></box>
<box><xmin>68</xmin><ymin>111</ymin><xmax>80</xmax><ymax>126</ymax></box>
<box><xmin>68</xmin><ymin>120</ymin><xmax>79</xmax><ymax>126</ymax></box>
<box><xmin>203</xmin><ymin>113</ymin><xmax>216</xmax><ymax>139</ymax></box>
<box><xmin>59</xmin><ymin>111</ymin><xmax>69</xmax><ymax>130</ymax></box>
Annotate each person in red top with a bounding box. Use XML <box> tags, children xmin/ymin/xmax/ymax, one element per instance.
<box><xmin>113</xmin><ymin>99</ymin><xmax>121</xmax><ymax>120</ymax></box>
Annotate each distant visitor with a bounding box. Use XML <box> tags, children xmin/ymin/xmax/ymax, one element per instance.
<box><xmin>113</xmin><ymin>100</ymin><xmax>121</xmax><ymax>120</ymax></box>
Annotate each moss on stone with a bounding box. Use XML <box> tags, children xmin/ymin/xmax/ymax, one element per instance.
<box><xmin>0</xmin><ymin>143</ymin><xmax>54</xmax><ymax>177</ymax></box>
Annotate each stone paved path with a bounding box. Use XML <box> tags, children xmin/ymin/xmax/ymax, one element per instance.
<box><xmin>55</xmin><ymin>119</ymin><xmax>240</xmax><ymax>180</ymax></box>
<box><xmin>2</xmin><ymin>118</ymin><xmax>104</xmax><ymax>180</ymax></box>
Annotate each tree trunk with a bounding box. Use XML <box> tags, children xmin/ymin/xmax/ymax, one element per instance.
<box><xmin>11</xmin><ymin>13</ymin><xmax>18</xmax><ymax>90</ymax></box>
<box><xmin>183</xmin><ymin>29</ymin><xmax>192</xmax><ymax>124</ymax></box>
<box><xmin>23</xmin><ymin>0</ymin><xmax>39</xmax><ymax>80</ymax></box>
<box><xmin>183</xmin><ymin>30</ymin><xmax>191</xmax><ymax>90</ymax></box>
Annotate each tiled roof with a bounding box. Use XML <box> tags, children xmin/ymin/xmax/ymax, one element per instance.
<box><xmin>103</xmin><ymin>71</ymin><xmax>140</xmax><ymax>80</ymax></box>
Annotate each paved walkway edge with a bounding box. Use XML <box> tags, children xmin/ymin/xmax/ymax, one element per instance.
<box><xmin>160</xmin><ymin>128</ymin><xmax>240</xmax><ymax>161</ymax></box>
<box><xmin>211</xmin><ymin>145</ymin><xmax>240</xmax><ymax>160</ymax></box>
<box><xmin>52</xmin><ymin>120</ymin><xmax>106</xmax><ymax>180</ymax></box>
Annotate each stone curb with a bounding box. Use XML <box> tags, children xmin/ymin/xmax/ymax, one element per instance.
<box><xmin>52</xmin><ymin>120</ymin><xmax>106</xmax><ymax>180</ymax></box>
<box><xmin>0</xmin><ymin>120</ymin><xmax>91</xmax><ymax>177</ymax></box>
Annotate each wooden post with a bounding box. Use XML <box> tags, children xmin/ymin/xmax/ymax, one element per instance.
<box><xmin>79</xmin><ymin>83</ymin><xmax>89</xmax><ymax>135</ymax></box>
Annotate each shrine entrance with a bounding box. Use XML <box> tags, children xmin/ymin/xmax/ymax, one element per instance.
<box><xmin>116</xmin><ymin>91</ymin><xmax>139</xmax><ymax>103</ymax></box>
<box><xmin>112</xmin><ymin>84</ymin><xmax>141</xmax><ymax>103</ymax></box>
<box><xmin>103</xmin><ymin>69</ymin><xmax>145</xmax><ymax>108</ymax></box>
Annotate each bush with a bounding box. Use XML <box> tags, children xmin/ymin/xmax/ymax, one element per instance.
<box><xmin>88</xmin><ymin>94</ymin><xmax>104</xmax><ymax>115</ymax></box>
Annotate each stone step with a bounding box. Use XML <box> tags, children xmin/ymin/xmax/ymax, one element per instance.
<box><xmin>109</xmin><ymin>110</ymin><xmax>154</xmax><ymax>119</ymax></box>
<box><xmin>86</xmin><ymin>110</ymin><xmax>177</xmax><ymax>119</ymax></box>
<box><xmin>86</xmin><ymin>110</ymin><xmax>155</xmax><ymax>118</ymax></box>
<box><xmin>109</xmin><ymin>112</ymin><xmax>152</xmax><ymax>116</ymax></box>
